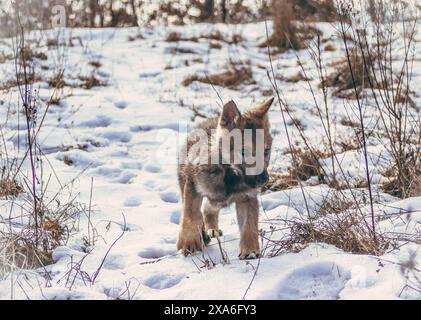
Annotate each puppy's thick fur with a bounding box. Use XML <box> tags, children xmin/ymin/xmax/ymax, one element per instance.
<box><xmin>177</xmin><ymin>98</ymin><xmax>274</xmax><ymax>259</ymax></box>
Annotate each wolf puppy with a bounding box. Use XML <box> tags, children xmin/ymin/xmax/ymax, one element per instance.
<box><xmin>177</xmin><ymin>98</ymin><xmax>274</xmax><ymax>259</ymax></box>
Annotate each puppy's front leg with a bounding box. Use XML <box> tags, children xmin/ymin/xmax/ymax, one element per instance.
<box><xmin>202</xmin><ymin>198</ymin><xmax>223</xmax><ymax>238</ymax></box>
<box><xmin>236</xmin><ymin>195</ymin><xmax>261</xmax><ymax>259</ymax></box>
<box><xmin>176</xmin><ymin>180</ymin><xmax>206</xmax><ymax>256</ymax></box>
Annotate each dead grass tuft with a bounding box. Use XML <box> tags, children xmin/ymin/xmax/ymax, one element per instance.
<box><xmin>47</xmin><ymin>72</ymin><xmax>66</xmax><ymax>89</ymax></box>
<box><xmin>340</xmin><ymin>117</ymin><xmax>360</xmax><ymax>128</ymax></box>
<box><xmin>165</xmin><ymin>32</ymin><xmax>184</xmax><ymax>42</ymax></box>
<box><xmin>381</xmin><ymin>161</ymin><xmax>421</xmax><ymax>198</ymax></box>
<box><xmin>264</xmin><ymin>148</ymin><xmax>327</xmax><ymax>192</ymax></box>
<box><xmin>89</xmin><ymin>61</ymin><xmax>102</xmax><ymax>68</ymax></box>
<box><xmin>0</xmin><ymin>235</ymin><xmax>52</xmax><ymax>273</ymax></box>
<box><xmin>165</xmin><ymin>31</ymin><xmax>242</xmax><ymax>44</ymax></box>
<box><xmin>268</xmin><ymin>194</ymin><xmax>391</xmax><ymax>256</ymax></box>
<box><xmin>324</xmin><ymin>43</ymin><xmax>336</xmax><ymax>51</ymax></box>
<box><xmin>0</xmin><ymin>176</ymin><xmax>23</xmax><ymax>198</ymax></box>
<box><xmin>263</xmin><ymin>171</ymin><xmax>298</xmax><ymax>192</ymax></box>
<box><xmin>280</xmin><ymin>214</ymin><xmax>388</xmax><ymax>256</ymax></box>
<box><xmin>182</xmin><ymin>63</ymin><xmax>255</xmax><ymax>90</ymax></box>
<box><xmin>78</xmin><ymin>73</ymin><xmax>107</xmax><ymax>90</ymax></box>
<box><xmin>288</xmin><ymin>148</ymin><xmax>325</xmax><ymax>182</ymax></box>
<box><xmin>21</xmin><ymin>47</ymin><xmax>48</xmax><ymax>62</ymax></box>
<box><xmin>279</xmin><ymin>71</ymin><xmax>312</xmax><ymax>83</ymax></box>
<box><xmin>0</xmin><ymin>197</ymin><xmax>83</xmax><ymax>274</ymax></box>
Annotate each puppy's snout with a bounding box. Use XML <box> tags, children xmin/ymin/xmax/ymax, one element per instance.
<box><xmin>256</xmin><ymin>171</ymin><xmax>269</xmax><ymax>186</ymax></box>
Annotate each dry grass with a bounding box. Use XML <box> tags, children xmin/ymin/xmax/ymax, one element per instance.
<box><xmin>182</xmin><ymin>63</ymin><xmax>255</xmax><ymax>90</ymax></box>
<box><xmin>263</xmin><ymin>171</ymin><xmax>298</xmax><ymax>192</ymax></box>
<box><xmin>381</xmin><ymin>162</ymin><xmax>421</xmax><ymax>198</ymax></box>
<box><xmin>337</xmin><ymin>137</ymin><xmax>360</xmax><ymax>153</ymax></box>
<box><xmin>324</xmin><ymin>43</ymin><xmax>336</xmax><ymax>52</ymax></box>
<box><xmin>326</xmin><ymin>48</ymin><xmax>377</xmax><ymax>99</ymax></box>
<box><xmin>165</xmin><ymin>31</ymin><xmax>242</xmax><ymax>44</ymax></box>
<box><xmin>210</xmin><ymin>42</ymin><xmax>222</xmax><ymax>49</ymax></box>
<box><xmin>0</xmin><ymin>177</ymin><xmax>23</xmax><ymax>198</ymax></box>
<box><xmin>268</xmin><ymin>194</ymin><xmax>391</xmax><ymax>257</ymax></box>
<box><xmin>278</xmin><ymin>71</ymin><xmax>311</xmax><ymax>83</ymax></box>
<box><xmin>21</xmin><ymin>47</ymin><xmax>48</xmax><ymax>62</ymax></box>
<box><xmin>277</xmin><ymin>214</ymin><xmax>388</xmax><ymax>256</ymax></box>
<box><xmin>89</xmin><ymin>60</ymin><xmax>102</xmax><ymax>68</ymax></box>
<box><xmin>0</xmin><ymin>235</ymin><xmax>50</xmax><ymax>275</ymax></box>
<box><xmin>264</xmin><ymin>148</ymin><xmax>326</xmax><ymax>192</ymax></box>
<box><xmin>78</xmin><ymin>73</ymin><xmax>107</xmax><ymax>90</ymax></box>
<box><xmin>169</xmin><ymin>47</ymin><xmax>198</xmax><ymax>55</ymax></box>
<box><xmin>47</xmin><ymin>72</ymin><xmax>66</xmax><ymax>89</ymax></box>
<box><xmin>0</xmin><ymin>73</ymin><xmax>40</xmax><ymax>91</ymax></box>
<box><xmin>340</xmin><ymin>117</ymin><xmax>360</xmax><ymax>128</ymax></box>
<box><xmin>0</xmin><ymin>219</ymin><xmax>64</xmax><ymax>273</ymax></box>
<box><xmin>288</xmin><ymin>148</ymin><xmax>325</xmax><ymax>182</ymax></box>
<box><xmin>0</xmin><ymin>197</ymin><xmax>84</xmax><ymax>275</ymax></box>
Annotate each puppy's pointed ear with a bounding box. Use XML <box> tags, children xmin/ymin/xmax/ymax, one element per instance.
<box><xmin>220</xmin><ymin>100</ymin><xmax>241</xmax><ymax>129</ymax></box>
<box><xmin>250</xmin><ymin>97</ymin><xmax>274</xmax><ymax>118</ymax></box>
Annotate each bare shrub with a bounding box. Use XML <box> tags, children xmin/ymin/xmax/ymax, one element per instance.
<box><xmin>337</xmin><ymin>1</ymin><xmax>420</xmax><ymax>198</ymax></box>
<box><xmin>0</xmin><ymin>10</ymin><xmax>85</xmax><ymax>277</ymax></box>
<box><xmin>326</xmin><ymin>48</ymin><xmax>375</xmax><ymax>99</ymax></box>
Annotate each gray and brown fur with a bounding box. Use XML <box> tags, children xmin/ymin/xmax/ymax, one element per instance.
<box><xmin>177</xmin><ymin>98</ymin><xmax>274</xmax><ymax>259</ymax></box>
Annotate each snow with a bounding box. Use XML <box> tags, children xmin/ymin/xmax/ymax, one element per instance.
<box><xmin>0</xmin><ymin>19</ymin><xmax>421</xmax><ymax>300</ymax></box>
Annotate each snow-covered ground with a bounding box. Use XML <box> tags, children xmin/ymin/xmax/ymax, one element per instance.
<box><xmin>0</xmin><ymin>20</ymin><xmax>421</xmax><ymax>300</ymax></box>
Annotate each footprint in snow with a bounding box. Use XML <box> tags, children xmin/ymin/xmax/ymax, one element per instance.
<box><xmin>114</xmin><ymin>171</ymin><xmax>137</xmax><ymax>184</ymax></box>
<box><xmin>101</xmin><ymin>130</ymin><xmax>132</xmax><ymax>143</ymax></box>
<box><xmin>124</xmin><ymin>196</ymin><xmax>142</xmax><ymax>207</ymax></box>
<box><xmin>103</xmin><ymin>254</ymin><xmax>126</xmax><ymax>270</ymax></box>
<box><xmin>139</xmin><ymin>71</ymin><xmax>160</xmax><ymax>78</ymax></box>
<box><xmin>160</xmin><ymin>190</ymin><xmax>179</xmax><ymax>203</ymax></box>
<box><xmin>77</xmin><ymin>115</ymin><xmax>112</xmax><ymax>128</ymax></box>
<box><xmin>170</xmin><ymin>209</ymin><xmax>180</xmax><ymax>224</ymax></box>
<box><xmin>144</xmin><ymin>164</ymin><xmax>161</xmax><ymax>173</ymax></box>
<box><xmin>143</xmin><ymin>274</ymin><xmax>184</xmax><ymax>290</ymax></box>
<box><xmin>114</xmin><ymin>100</ymin><xmax>128</xmax><ymax>109</ymax></box>
<box><xmin>138</xmin><ymin>247</ymin><xmax>175</xmax><ymax>259</ymax></box>
<box><xmin>275</xmin><ymin>261</ymin><xmax>350</xmax><ymax>300</ymax></box>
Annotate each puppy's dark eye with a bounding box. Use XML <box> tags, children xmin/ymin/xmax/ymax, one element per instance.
<box><xmin>264</xmin><ymin>149</ymin><xmax>270</xmax><ymax>156</ymax></box>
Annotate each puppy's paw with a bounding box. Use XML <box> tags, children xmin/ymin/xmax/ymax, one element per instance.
<box><xmin>176</xmin><ymin>228</ymin><xmax>204</xmax><ymax>256</ymax></box>
<box><xmin>206</xmin><ymin>229</ymin><xmax>223</xmax><ymax>238</ymax></box>
<box><xmin>239</xmin><ymin>239</ymin><xmax>261</xmax><ymax>260</ymax></box>
<box><xmin>239</xmin><ymin>251</ymin><xmax>261</xmax><ymax>260</ymax></box>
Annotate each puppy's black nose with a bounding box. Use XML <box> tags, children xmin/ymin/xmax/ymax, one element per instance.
<box><xmin>256</xmin><ymin>171</ymin><xmax>269</xmax><ymax>185</ymax></box>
